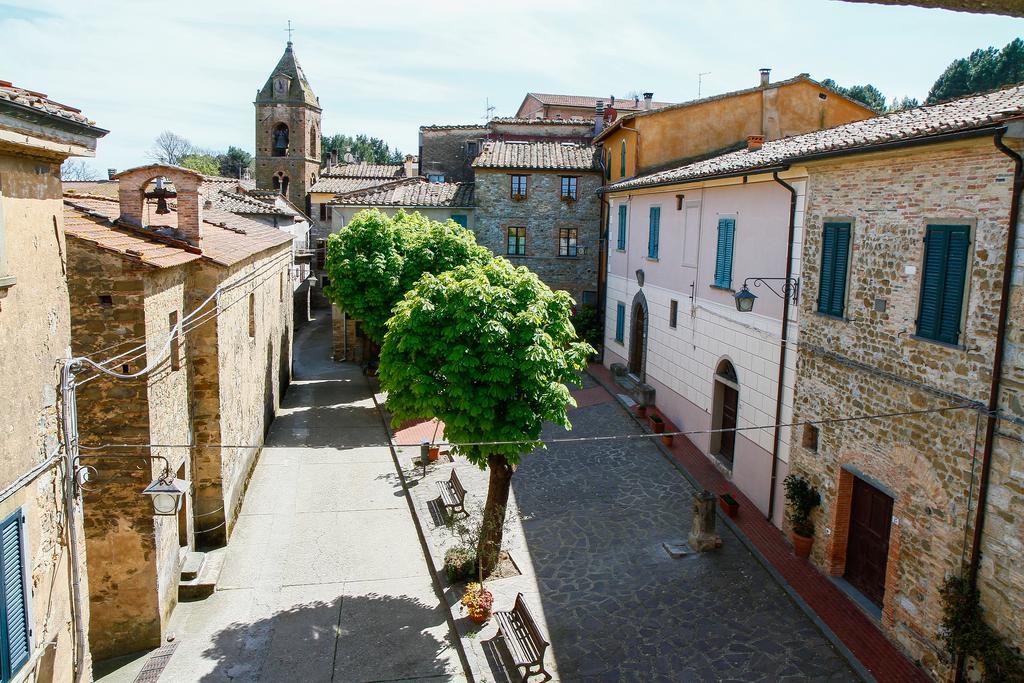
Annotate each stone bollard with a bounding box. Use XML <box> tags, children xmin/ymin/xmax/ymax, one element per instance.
<box><xmin>688</xmin><ymin>489</ymin><xmax>723</xmax><ymax>551</ymax></box>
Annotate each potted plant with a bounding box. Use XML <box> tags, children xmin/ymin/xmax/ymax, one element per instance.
<box><xmin>461</xmin><ymin>582</ymin><xmax>494</xmax><ymax>624</ymax></box>
<box><xmin>649</xmin><ymin>413</ymin><xmax>665</xmax><ymax>433</ymax></box>
<box><xmin>662</xmin><ymin>433</ymin><xmax>673</xmax><ymax>446</ymax></box>
<box><xmin>719</xmin><ymin>492</ymin><xmax>739</xmax><ymax>517</ymax></box>
<box><xmin>428</xmin><ymin>445</ymin><xmax>440</xmax><ymax>462</ymax></box>
<box><xmin>637</xmin><ymin>404</ymin><xmax>648</xmax><ymax>418</ymax></box>
<box><xmin>784</xmin><ymin>474</ymin><xmax>821</xmax><ymax>558</ymax></box>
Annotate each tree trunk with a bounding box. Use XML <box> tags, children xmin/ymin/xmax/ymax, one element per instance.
<box><xmin>476</xmin><ymin>453</ymin><xmax>514</xmax><ymax>578</ymax></box>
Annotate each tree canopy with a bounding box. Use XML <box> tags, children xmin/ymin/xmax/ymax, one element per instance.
<box><xmin>322</xmin><ymin>209</ymin><xmax>492</xmax><ymax>343</ymax></box>
<box><xmin>179</xmin><ymin>153</ymin><xmax>220</xmax><ymax>176</ymax></box>
<box><xmin>926</xmin><ymin>38</ymin><xmax>1024</xmax><ymax>104</ymax></box>
<box><xmin>218</xmin><ymin>146</ymin><xmax>252</xmax><ymax>179</ymax></box>
<box><xmin>322</xmin><ymin>133</ymin><xmax>404</xmax><ymax>165</ymax></box>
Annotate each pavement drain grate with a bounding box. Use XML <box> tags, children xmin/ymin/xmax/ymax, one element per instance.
<box><xmin>132</xmin><ymin>642</ymin><xmax>178</xmax><ymax>683</ymax></box>
<box><xmin>662</xmin><ymin>541</ymin><xmax>692</xmax><ymax>558</ymax></box>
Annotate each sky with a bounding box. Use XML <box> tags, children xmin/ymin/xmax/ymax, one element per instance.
<box><xmin>1</xmin><ymin>0</ymin><xmax>1021</xmax><ymax>174</ymax></box>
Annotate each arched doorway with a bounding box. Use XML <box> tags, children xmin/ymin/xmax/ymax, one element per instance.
<box><xmin>710</xmin><ymin>359</ymin><xmax>739</xmax><ymax>467</ymax></box>
<box><xmin>628</xmin><ymin>290</ymin><xmax>648</xmax><ymax>380</ymax></box>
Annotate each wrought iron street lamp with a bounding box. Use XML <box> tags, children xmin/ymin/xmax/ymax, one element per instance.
<box><xmin>74</xmin><ymin>454</ymin><xmax>189</xmax><ymax>516</ymax></box>
<box><xmin>733</xmin><ymin>277</ymin><xmax>800</xmax><ymax>312</ymax></box>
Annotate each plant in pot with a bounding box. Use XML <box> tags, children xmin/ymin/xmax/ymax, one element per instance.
<box><xmin>649</xmin><ymin>413</ymin><xmax>665</xmax><ymax>433</ymax></box>
<box><xmin>719</xmin><ymin>492</ymin><xmax>739</xmax><ymax>517</ymax></box>
<box><xmin>662</xmin><ymin>433</ymin><xmax>673</xmax><ymax>446</ymax></box>
<box><xmin>784</xmin><ymin>474</ymin><xmax>821</xmax><ymax>558</ymax></box>
<box><xmin>461</xmin><ymin>582</ymin><xmax>494</xmax><ymax>623</ymax></box>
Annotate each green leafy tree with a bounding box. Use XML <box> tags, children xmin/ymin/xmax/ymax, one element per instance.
<box><xmin>888</xmin><ymin>96</ymin><xmax>920</xmax><ymax>112</ymax></box>
<box><xmin>323</xmin><ymin>209</ymin><xmax>491</xmax><ymax>342</ymax></box>
<box><xmin>379</xmin><ymin>259</ymin><xmax>593</xmax><ymax>576</ymax></box>
<box><xmin>179</xmin><ymin>153</ymin><xmax>220</xmax><ymax>176</ymax></box>
<box><xmin>322</xmin><ymin>133</ymin><xmax>404</xmax><ymax>165</ymax></box>
<box><xmin>821</xmin><ymin>78</ymin><xmax>888</xmax><ymax>112</ymax></box>
<box><xmin>218</xmin><ymin>146</ymin><xmax>253</xmax><ymax>178</ymax></box>
<box><xmin>927</xmin><ymin>38</ymin><xmax>1024</xmax><ymax>104</ymax></box>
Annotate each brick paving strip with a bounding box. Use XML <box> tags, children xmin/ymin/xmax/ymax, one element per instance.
<box><xmin>587</xmin><ymin>362</ymin><xmax>931</xmax><ymax>683</ymax></box>
<box><xmin>385</xmin><ymin>373</ymin><xmax>865</xmax><ymax>681</ymax></box>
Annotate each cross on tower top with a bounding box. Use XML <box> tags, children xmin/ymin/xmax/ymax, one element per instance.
<box><xmin>286</xmin><ymin>20</ymin><xmax>294</xmax><ymax>45</ymax></box>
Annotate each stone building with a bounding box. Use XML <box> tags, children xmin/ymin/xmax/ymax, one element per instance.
<box><xmin>308</xmin><ymin>161</ymin><xmax>413</xmax><ymax>243</ymax></box>
<box><xmin>63</xmin><ymin>163</ymin><xmax>294</xmax><ymax>659</ymax></box>
<box><xmin>473</xmin><ymin>141</ymin><xmax>602</xmax><ymax>303</ymax></box>
<box><xmin>0</xmin><ymin>81</ymin><xmax>105</xmax><ymax>680</ymax></box>
<box><xmin>254</xmin><ymin>39</ymin><xmax>321</xmax><ymax>210</ymax></box>
<box><xmin>515</xmin><ymin>92</ymin><xmax>675</xmax><ymax>120</ymax></box>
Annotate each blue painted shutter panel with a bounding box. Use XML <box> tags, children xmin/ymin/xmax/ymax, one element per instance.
<box><xmin>648</xmin><ymin>207</ymin><xmax>660</xmax><ymax>258</ymax></box>
<box><xmin>714</xmin><ymin>218</ymin><xmax>735</xmax><ymax>288</ymax></box>
<box><xmin>617</xmin><ymin>206</ymin><xmax>627</xmax><ymax>250</ymax></box>
<box><xmin>938</xmin><ymin>228</ymin><xmax>970</xmax><ymax>343</ymax></box>
<box><xmin>615</xmin><ymin>303</ymin><xmax>625</xmax><ymax>342</ymax></box>
<box><xmin>818</xmin><ymin>222</ymin><xmax>851</xmax><ymax>317</ymax></box>
<box><xmin>0</xmin><ymin>511</ymin><xmax>29</xmax><ymax>680</ymax></box>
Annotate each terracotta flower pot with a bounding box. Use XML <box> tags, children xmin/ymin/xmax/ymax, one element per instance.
<box><xmin>649</xmin><ymin>418</ymin><xmax>665</xmax><ymax>434</ymax></box>
<box><xmin>792</xmin><ymin>532</ymin><xmax>814</xmax><ymax>558</ymax></box>
<box><xmin>428</xmin><ymin>447</ymin><xmax>440</xmax><ymax>462</ymax></box>
<box><xmin>661</xmin><ymin>434</ymin><xmax>673</xmax><ymax>446</ymax></box>
<box><xmin>468</xmin><ymin>610</ymin><xmax>490</xmax><ymax>624</ymax></box>
<box><xmin>637</xmin><ymin>405</ymin><xmax>647</xmax><ymax>417</ymax></box>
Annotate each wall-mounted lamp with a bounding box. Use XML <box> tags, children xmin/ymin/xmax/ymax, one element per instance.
<box><xmin>74</xmin><ymin>454</ymin><xmax>189</xmax><ymax>517</ymax></box>
<box><xmin>733</xmin><ymin>277</ymin><xmax>799</xmax><ymax>313</ymax></box>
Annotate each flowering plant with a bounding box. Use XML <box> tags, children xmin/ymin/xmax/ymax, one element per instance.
<box><xmin>461</xmin><ymin>582</ymin><xmax>494</xmax><ymax>619</ymax></box>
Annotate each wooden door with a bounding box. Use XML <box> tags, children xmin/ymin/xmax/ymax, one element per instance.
<box><xmin>719</xmin><ymin>385</ymin><xmax>738</xmax><ymax>463</ymax></box>
<box><xmin>628</xmin><ymin>306</ymin><xmax>645</xmax><ymax>376</ymax></box>
<box><xmin>844</xmin><ymin>477</ymin><xmax>894</xmax><ymax>607</ymax></box>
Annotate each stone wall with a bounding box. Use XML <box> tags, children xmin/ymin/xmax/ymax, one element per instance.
<box><xmin>0</xmin><ymin>153</ymin><xmax>90</xmax><ymax>678</ymax></box>
<box><xmin>474</xmin><ymin>169</ymin><xmax>601</xmax><ymax>303</ymax></box>
<box><xmin>419</xmin><ymin>127</ymin><xmax>488</xmax><ymax>183</ymax></box>
<box><xmin>789</xmin><ymin>138</ymin><xmax>1022</xmax><ymax>678</ymax></box>
<box><xmin>255</xmin><ymin>101</ymin><xmax>321</xmax><ymax>208</ymax></box>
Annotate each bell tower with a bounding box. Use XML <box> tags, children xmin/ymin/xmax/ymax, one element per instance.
<box><xmin>255</xmin><ymin>37</ymin><xmax>321</xmax><ymax>210</ymax></box>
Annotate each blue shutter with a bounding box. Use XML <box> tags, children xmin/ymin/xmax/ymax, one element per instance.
<box><xmin>617</xmin><ymin>205</ymin><xmax>627</xmax><ymax>250</ymax></box>
<box><xmin>648</xmin><ymin>207</ymin><xmax>660</xmax><ymax>259</ymax></box>
<box><xmin>450</xmin><ymin>214</ymin><xmax>468</xmax><ymax>228</ymax></box>
<box><xmin>817</xmin><ymin>222</ymin><xmax>851</xmax><ymax>317</ymax></box>
<box><xmin>0</xmin><ymin>510</ymin><xmax>29</xmax><ymax>680</ymax></box>
<box><xmin>918</xmin><ymin>225</ymin><xmax>970</xmax><ymax>344</ymax></box>
<box><xmin>714</xmin><ymin>218</ymin><xmax>735</xmax><ymax>288</ymax></box>
<box><xmin>615</xmin><ymin>303</ymin><xmax>625</xmax><ymax>342</ymax></box>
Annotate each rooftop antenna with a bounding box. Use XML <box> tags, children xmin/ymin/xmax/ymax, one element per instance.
<box><xmin>483</xmin><ymin>97</ymin><xmax>495</xmax><ymax>121</ymax></box>
<box><xmin>698</xmin><ymin>72</ymin><xmax>710</xmax><ymax>98</ymax></box>
<box><xmin>286</xmin><ymin>20</ymin><xmax>294</xmax><ymax>45</ymax></box>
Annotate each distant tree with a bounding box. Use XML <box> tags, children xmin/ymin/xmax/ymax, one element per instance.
<box><xmin>218</xmin><ymin>146</ymin><xmax>252</xmax><ymax>178</ymax></box>
<box><xmin>379</xmin><ymin>258</ymin><xmax>592</xmax><ymax>576</ymax></box>
<box><xmin>179</xmin><ymin>153</ymin><xmax>221</xmax><ymax>176</ymax></box>
<box><xmin>821</xmin><ymin>78</ymin><xmax>888</xmax><ymax>112</ymax></box>
<box><xmin>321</xmin><ymin>133</ymin><xmax>403</xmax><ymax>165</ymax></box>
<box><xmin>927</xmin><ymin>38</ymin><xmax>1024</xmax><ymax>104</ymax></box>
<box><xmin>61</xmin><ymin>159</ymin><xmax>99</xmax><ymax>181</ymax></box>
<box><xmin>888</xmin><ymin>96</ymin><xmax>920</xmax><ymax>112</ymax></box>
<box><xmin>323</xmin><ymin>209</ymin><xmax>492</xmax><ymax>342</ymax></box>
<box><xmin>149</xmin><ymin>131</ymin><xmax>194</xmax><ymax>165</ymax></box>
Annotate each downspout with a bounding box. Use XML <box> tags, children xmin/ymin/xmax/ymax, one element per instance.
<box><xmin>957</xmin><ymin>125</ymin><xmax>1022</xmax><ymax>679</ymax></box>
<box><xmin>597</xmin><ymin>151</ymin><xmax>610</xmax><ymax>363</ymax></box>
<box><xmin>767</xmin><ymin>171</ymin><xmax>798</xmax><ymax>523</ymax></box>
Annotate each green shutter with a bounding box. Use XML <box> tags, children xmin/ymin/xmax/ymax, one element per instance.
<box><xmin>0</xmin><ymin>510</ymin><xmax>29</xmax><ymax>680</ymax></box>
<box><xmin>617</xmin><ymin>205</ymin><xmax>627</xmax><ymax>250</ymax></box>
<box><xmin>817</xmin><ymin>222</ymin><xmax>850</xmax><ymax>317</ymax></box>
<box><xmin>714</xmin><ymin>218</ymin><xmax>735</xmax><ymax>288</ymax></box>
<box><xmin>620</xmin><ymin>141</ymin><xmax>626</xmax><ymax>178</ymax></box>
<box><xmin>450</xmin><ymin>214</ymin><xmax>468</xmax><ymax>228</ymax></box>
<box><xmin>615</xmin><ymin>303</ymin><xmax>625</xmax><ymax>342</ymax></box>
<box><xmin>605</xmin><ymin>152</ymin><xmax>612</xmax><ymax>180</ymax></box>
<box><xmin>648</xmin><ymin>207</ymin><xmax>660</xmax><ymax>258</ymax></box>
<box><xmin>917</xmin><ymin>224</ymin><xmax>970</xmax><ymax>344</ymax></box>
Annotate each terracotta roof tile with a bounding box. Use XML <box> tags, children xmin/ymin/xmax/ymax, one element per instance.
<box><xmin>527</xmin><ymin>93</ymin><xmax>675</xmax><ymax>111</ymax></box>
<box><xmin>331</xmin><ymin>178</ymin><xmax>474</xmax><ymax>208</ymax></box>
<box><xmin>472</xmin><ymin>141</ymin><xmax>601</xmax><ymax>171</ymax></box>
<box><xmin>310</xmin><ymin>176</ymin><xmax>396</xmax><ymax>194</ymax></box>
<box><xmin>320</xmin><ymin>163</ymin><xmax>404</xmax><ymax>179</ymax></box>
<box><xmin>207</xmin><ymin>189</ymin><xmax>291</xmax><ymax>216</ymax></box>
<box><xmin>607</xmin><ymin>83</ymin><xmax>1024</xmax><ymax>192</ymax></box>
<box><xmin>64</xmin><ymin>198</ymin><xmax>200</xmax><ymax>269</ymax></box>
<box><xmin>0</xmin><ymin>80</ymin><xmax>102</xmax><ymax>128</ymax></box>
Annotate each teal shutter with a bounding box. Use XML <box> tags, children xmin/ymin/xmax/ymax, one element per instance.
<box><xmin>917</xmin><ymin>224</ymin><xmax>970</xmax><ymax>344</ymax></box>
<box><xmin>648</xmin><ymin>207</ymin><xmax>660</xmax><ymax>258</ymax></box>
<box><xmin>450</xmin><ymin>214</ymin><xmax>468</xmax><ymax>228</ymax></box>
<box><xmin>817</xmin><ymin>222</ymin><xmax>851</xmax><ymax>317</ymax></box>
<box><xmin>615</xmin><ymin>303</ymin><xmax>625</xmax><ymax>342</ymax></box>
<box><xmin>0</xmin><ymin>511</ymin><xmax>29</xmax><ymax>680</ymax></box>
<box><xmin>605</xmin><ymin>152</ymin><xmax>612</xmax><ymax>180</ymax></box>
<box><xmin>617</xmin><ymin>205</ymin><xmax>627</xmax><ymax>250</ymax></box>
<box><xmin>713</xmin><ymin>218</ymin><xmax>736</xmax><ymax>288</ymax></box>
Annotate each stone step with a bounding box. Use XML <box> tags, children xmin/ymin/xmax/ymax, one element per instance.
<box><xmin>179</xmin><ymin>547</ymin><xmax>226</xmax><ymax>601</ymax></box>
<box><xmin>180</xmin><ymin>551</ymin><xmax>205</xmax><ymax>581</ymax></box>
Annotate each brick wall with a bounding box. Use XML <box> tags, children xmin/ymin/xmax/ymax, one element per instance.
<box><xmin>789</xmin><ymin>138</ymin><xmax>1022</xmax><ymax>678</ymax></box>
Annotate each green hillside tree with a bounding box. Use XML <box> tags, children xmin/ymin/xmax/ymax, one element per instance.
<box><xmin>821</xmin><ymin>78</ymin><xmax>888</xmax><ymax>112</ymax></box>
<box><xmin>179</xmin><ymin>153</ymin><xmax>220</xmax><ymax>176</ymax></box>
<box><xmin>218</xmin><ymin>146</ymin><xmax>253</xmax><ymax>179</ymax></box>
<box><xmin>927</xmin><ymin>38</ymin><xmax>1024</xmax><ymax>103</ymax></box>
<box><xmin>322</xmin><ymin>133</ymin><xmax>404</xmax><ymax>165</ymax></box>
<box><xmin>379</xmin><ymin>259</ymin><xmax>593</xmax><ymax>576</ymax></box>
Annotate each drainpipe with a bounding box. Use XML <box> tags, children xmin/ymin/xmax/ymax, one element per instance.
<box><xmin>597</xmin><ymin>157</ymin><xmax>610</xmax><ymax>363</ymax></box>
<box><xmin>956</xmin><ymin>125</ymin><xmax>1022</xmax><ymax>680</ymax></box>
<box><xmin>767</xmin><ymin>171</ymin><xmax>798</xmax><ymax>524</ymax></box>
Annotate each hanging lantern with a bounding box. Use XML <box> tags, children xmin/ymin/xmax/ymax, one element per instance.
<box><xmin>142</xmin><ymin>475</ymin><xmax>189</xmax><ymax>515</ymax></box>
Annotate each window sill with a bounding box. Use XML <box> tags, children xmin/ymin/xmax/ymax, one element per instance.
<box><xmin>613</xmin><ymin>339</ymin><xmax>624</xmax><ymax>345</ymax></box>
<box><xmin>506</xmin><ymin>254</ymin><xmax>528</xmax><ymax>259</ymax></box>
<box><xmin>615</xmin><ymin>248</ymin><xmax>626</xmax><ymax>253</ymax></box>
<box><xmin>813</xmin><ymin>311</ymin><xmax>849</xmax><ymax>322</ymax></box>
<box><xmin>709</xmin><ymin>284</ymin><xmax>735</xmax><ymax>293</ymax></box>
<box><xmin>557</xmin><ymin>255</ymin><xmax>579</xmax><ymax>259</ymax></box>
<box><xmin>646</xmin><ymin>256</ymin><xmax>659</xmax><ymax>262</ymax></box>
<box><xmin>907</xmin><ymin>334</ymin><xmax>965</xmax><ymax>351</ymax></box>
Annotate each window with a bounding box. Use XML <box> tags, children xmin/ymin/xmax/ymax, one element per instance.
<box><xmin>617</xmin><ymin>205</ymin><xmax>627</xmax><ymax>250</ymax></box>
<box><xmin>510</xmin><ymin>175</ymin><xmax>528</xmax><ymax>198</ymax></box>
<box><xmin>802</xmin><ymin>424</ymin><xmax>819</xmax><ymax>452</ymax></box>
<box><xmin>558</xmin><ymin>228</ymin><xmax>578</xmax><ymax>257</ymax></box>
<box><xmin>427</xmin><ymin>174</ymin><xmax>445</xmax><ymax>183</ymax></box>
<box><xmin>648</xmin><ymin>207</ymin><xmax>660</xmax><ymax>259</ymax></box>
<box><xmin>0</xmin><ymin>510</ymin><xmax>31</xmax><ymax>681</ymax></box>
<box><xmin>669</xmin><ymin>299</ymin><xmax>678</xmax><ymax>328</ymax></box>
<box><xmin>560</xmin><ymin>176</ymin><xmax>577</xmax><ymax>200</ymax></box>
<box><xmin>713</xmin><ymin>217</ymin><xmax>736</xmax><ymax>289</ymax></box>
<box><xmin>450</xmin><ymin>214</ymin><xmax>468</xmax><ymax>228</ymax></box>
<box><xmin>817</xmin><ymin>222</ymin><xmax>852</xmax><ymax>317</ymax></box>
<box><xmin>98</xmin><ymin>294</ymin><xmax>113</xmax><ymax>308</ymax></box>
<box><xmin>917</xmin><ymin>224</ymin><xmax>971</xmax><ymax>345</ymax></box>
<box><xmin>605</xmin><ymin>151</ymin><xmax>612</xmax><ymax>180</ymax></box>
<box><xmin>615</xmin><ymin>302</ymin><xmax>625</xmax><ymax>343</ymax></box>
<box><xmin>507</xmin><ymin>227</ymin><xmax>526</xmax><ymax>256</ymax></box>
<box><xmin>620</xmin><ymin>140</ymin><xmax>626</xmax><ymax>178</ymax></box>
<box><xmin>319</xmin><ymin>204</ymin><xmax>327</xmax><ymax>221</ymax></box>
<box><xmin>248</xmin><ymin>292</ymin><xmax>256</xmax><ymax>338</ymax></box>
<box><xmin>169</xmin><ymin>311</ymin><xmax>180</xmax><ymax>372</ymax></box>
<box><xmin>466</xmin><ymin>141</ymin><xmax>478</xmax><ymax>156</ymax></box>
<box><xmin>581</xmin><ymin>290</ymin><xmax>598</xmax><ymax>306</ymax></box>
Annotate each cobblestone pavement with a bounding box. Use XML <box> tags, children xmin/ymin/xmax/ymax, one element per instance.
<box><xmin>401</xmin><ymin>374</ymin><xmax>857</xmax><ymax>682</ymax></box>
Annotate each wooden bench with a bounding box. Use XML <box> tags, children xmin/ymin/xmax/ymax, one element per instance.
<box><xmin>436</xmin><ymin>469</ymin><xmax>467</xmax><ymax>518</ymax></box>
<box><xmin>494</xmin><ymin>593</ymin><xmax>550</xmax><ymax>682</ymax></box>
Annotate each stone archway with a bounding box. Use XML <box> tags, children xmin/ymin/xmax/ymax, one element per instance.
<box><xmin>628</xmin><ymin>290</ymin><xmax>649</xmax><ymax>380</ymax></box>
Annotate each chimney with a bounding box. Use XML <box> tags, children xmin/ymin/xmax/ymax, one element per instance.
<box><xmin>107</xmin><ymin>168</ymin><xmax>117</xmax><ymax>180</ymax></box>
<box><xmin>330</xmin><ymin>149</ymin><xmax>339</xmax><ymax>168</ymax></box>
<box><xmin>747</xmin><ymin>135</ymin><xmax>764</xmax><ymax>151</ymax></box>
<box><xmin>403</xmin><ymin>154</ymin><xmax>417</xmax><ymax>177</ymax></box>
<box><xmin>594</xmin><ymin>99</ymin><xmax>605</xmax><ymax>135</ymax></box>
<box><xmin>643</xmin><ymin>92</ymin><xmax>654</xmax><ymax>110</ymax></box>
<box><xmin>610</xmin><ymin>95</ymin><xmax>616</xmax><ymax>108</ymax></box>
<box><xmin>759</xmin><ymin>68</ymin><xmax>771</xmax><ymax>87</ymax></box>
